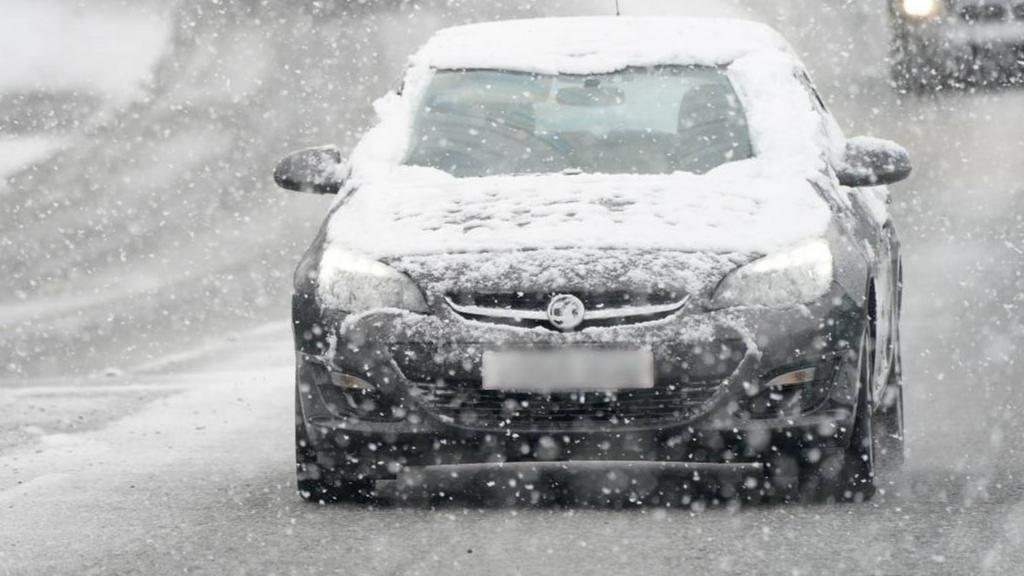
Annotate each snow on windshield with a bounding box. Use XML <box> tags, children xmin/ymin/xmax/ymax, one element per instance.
<box><xmin>403</xmin><ymin>66</ymin><xmax>752</xmax><ymax>177</ymax></box>
<box><xmin>347</xmin><ymin>18</ymin><xmax>835</xmax><ymax>182</ymax></box>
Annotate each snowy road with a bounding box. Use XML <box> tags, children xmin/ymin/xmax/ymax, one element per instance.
<box><xmin>4</xmin><ymin>1</ymin><xmax>1024</xmax><ymax>574</ymax></box>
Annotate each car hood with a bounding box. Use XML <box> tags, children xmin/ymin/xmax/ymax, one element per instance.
<box><xmin>322</xmin><ymin>170</ymin><xmax>832</xmax><ymax>260</ymax></box>
<box><xmin>384</xmin><ymin>248</ymin><xmax>757</xmax><ymax>308</ymax></box>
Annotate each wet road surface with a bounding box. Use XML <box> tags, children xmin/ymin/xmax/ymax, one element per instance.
<box><xmin>3</xmin><ymin>1</ymin><xmax>1024</xmax><ymax>574</ymax></box>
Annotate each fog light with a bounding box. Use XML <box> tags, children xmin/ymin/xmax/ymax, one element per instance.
<box><xmin>766</xmin><ymin>368</ymin><xmax>816</xmax><ymax>389</ymax></box>
<box><xmin>902</xmin><ymin>0</ymin><xmax>941</xmax><ymax>18</ymax></box>
<box><xmin>330</xmin><ymin>372</ymin><xmax>375</xmax><ymax>391</ymax></box>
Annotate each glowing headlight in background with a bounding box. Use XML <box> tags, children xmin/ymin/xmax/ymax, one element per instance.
<box><xmin>902</xmin><ymin>0</ymin><xmax>942</xmax><ymax>17</ymax></box>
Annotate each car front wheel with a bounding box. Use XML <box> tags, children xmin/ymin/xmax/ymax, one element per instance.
<box><xmin>824</xmin><ymin>327</ymin><xmax>878</xmax><ymax>502</ymax></box>
<box><xmin>771</xmin><ymin>327</ymin><xmax>878</xmax><ymax>503</ymax></box>
<box><xmin>874</xmin><ymin>371</ymin><xmax>906</xmax><ymax>470</ymax></box>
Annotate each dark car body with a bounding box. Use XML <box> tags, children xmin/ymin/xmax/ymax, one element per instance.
<box><xmin>282</xmin><ymin>17</ymin><xmax>910</xmax><ymax>504</ymax></box>
<box><xmin>890</xmin><ymin>0</ymin><xmax>1024</xmax><ymax>89</ymax></box>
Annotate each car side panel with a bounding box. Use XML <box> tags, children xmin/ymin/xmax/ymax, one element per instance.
<box><xmin>843</xmin><ymin>186</ymin><xmax>901</xmax><ymax>400</ymax></box>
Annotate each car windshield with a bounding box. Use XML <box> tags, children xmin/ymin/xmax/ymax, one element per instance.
<box><xmin>404</xmin><ymin>66</ymin><xmax>753</xmax><ymax>178</ymax></box>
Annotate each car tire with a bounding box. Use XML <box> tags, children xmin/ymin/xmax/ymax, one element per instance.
<box><xmin>874</xmin><ymin>374</ymin><xmax>905</xmax><ymax>470</ymax></box>
<box><xmin>831</xmin><ymin>327</ymin><xmax>878</xmax><ymax>502</ymax></box>
<box><xmin>295</xmin><ymin>387</ymin><xmax>374</xmax><ymax>503</ymax></box>
<box><xmin>836</xmin><ymin>356</ymin><xmax>878</xmax><ymax>502</ymax></box>
<box><xmin>876</xmin><ymin>273</ymin><xmax>906</xmax><ymax>471</ymax></box>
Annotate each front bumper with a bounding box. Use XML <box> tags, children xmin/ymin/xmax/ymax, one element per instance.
<box><xmin>899</xmin><ymin>16</ymin><xmax>1024</xmax><ymax>72</ymax></box>
<box><xmin>299</xmin><ymin>408</ymin><xmax>855</xmax><ymax>481</ymax></box>
<box><xmin>295</xmin><ymin>292</ymin><xmax>865</xmax><ymax>479</ymax></box>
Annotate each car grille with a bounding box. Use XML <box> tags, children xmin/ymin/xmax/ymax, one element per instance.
<box><xmin>959</xmin><ymin>2</ymin><xmax>1010</xmax><ymax>21</ymax></box>
<box><xmin>449</xmin><ymin>290</ymin><xmax>680</xmax><ymax>309</ymax></box>
<box><xmin>408</xmin><ymin>379</ymin><xmax>723</xmax><ymax>431</ymax></box>
<box><xmin>446</xmin><ymin>290</ymin><xmax>689</xmax><ymax>330</ymax></box>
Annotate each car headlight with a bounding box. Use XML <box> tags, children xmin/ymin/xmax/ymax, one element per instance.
<box><xmin>710</xmin><ymin>239</ymin><xmax>834</xmax><ymax>309</ymax></box>
<box><xmin>901</xmin><ymin>0</ymin><xmax>942</xmax><ymax>18</ymax></box>
<box><xmin>318</xmin><ymin>250</ymin><xmax>428</xmax><ymax>313</ymax></box>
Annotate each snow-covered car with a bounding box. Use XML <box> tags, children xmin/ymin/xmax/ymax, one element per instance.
<box><xmin>890</xmin><ymin>0</ymin><xmax>1024</xmax><ymax>90</ymax></box>
<box><xmin>276</xmin><ymin>17</ymin><xmax>912</xmax><ymax>504</ymax></box>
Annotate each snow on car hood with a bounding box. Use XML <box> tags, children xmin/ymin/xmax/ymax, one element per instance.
<box><xmin>318</xmin><ymin>170</ymin><xmax>832</xmax><ymax>297</ymax></box>
<box><xmin>386</xmin><ymin>249</ymin><xmax>754</xmax><ymax>307</ymax></box>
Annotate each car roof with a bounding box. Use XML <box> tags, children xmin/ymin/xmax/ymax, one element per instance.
<box><xmin>412</xmin><ymin>16</ymin><xmax>793</xmax><ymax>74</ymax></box>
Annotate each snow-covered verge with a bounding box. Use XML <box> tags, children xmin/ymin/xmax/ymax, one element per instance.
<box><xmin>0</xmin><ymin>136</ymin><xmax>69</xmax><ymax>180</ymax></box>
<box><xmin>0</xmin><ymin>0</ymin><xmax>171</xmax><ymax>105</ymax></box>
<box><xmin>0</xmin><ymin>1</ymin><xmax>171</xmax><ymax>182</ymax></box>
<box><xmin>0</xmin><ymin>322</ymin><xmax>291</xmax><ymax>461</ymax></box>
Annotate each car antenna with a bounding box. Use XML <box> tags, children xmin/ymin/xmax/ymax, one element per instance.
<box><xmin>615</xmin><ymin>0</ymin><xmax>621</xmax><ymax>16</ymax></box>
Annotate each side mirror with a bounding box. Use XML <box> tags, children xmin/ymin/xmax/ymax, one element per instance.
<box><xmin>273</xmin><ymin>145</ymin><xmax>346</xmax><ymax>194</ymax></box>
<box><xmin>837</xmin><ymin>136</ymin><xmax>912</xmax><ymax>187</ymax></box>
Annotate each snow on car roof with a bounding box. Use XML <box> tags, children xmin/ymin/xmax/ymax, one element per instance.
<box><xmin>413</xmin><ymin>17</ymin><xmax>793</xmax><ymax>74</ymax></box>
<box><xmin>353</xmin><ymin>16</ymin><xmax>819</xmax><ymax>175</ymax></box>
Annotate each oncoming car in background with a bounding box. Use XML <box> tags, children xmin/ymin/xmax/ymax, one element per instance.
<box><xmin>274</xmin><ymin>17</ymin><xmax>912</xmax><ymax>505</ymax></box>
<box><xmin>890</xmin><ymin>0</ymin><xmax>1024</xmax><ymax>90</ymax></box>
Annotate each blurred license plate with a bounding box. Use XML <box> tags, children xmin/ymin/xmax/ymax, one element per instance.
<box><xmin>482</xmin><ymin>349</ymin><xmax>654</xmax><ymax>392</ymax></box>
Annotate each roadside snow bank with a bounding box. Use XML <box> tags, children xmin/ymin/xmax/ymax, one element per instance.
<box><xmin>0</xmin><ymin>0</ymin><xmax>171</xmax><ymax>104</ymax></box>
<box><xmin>0</xmin><ymin>1</ymin><xmax>171</xmax><ymax>180</ymax></box>
<box><xmin>0</xmin><ymin>136</ymin><xmax>68</xmax><ymax>180</ymax></box>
